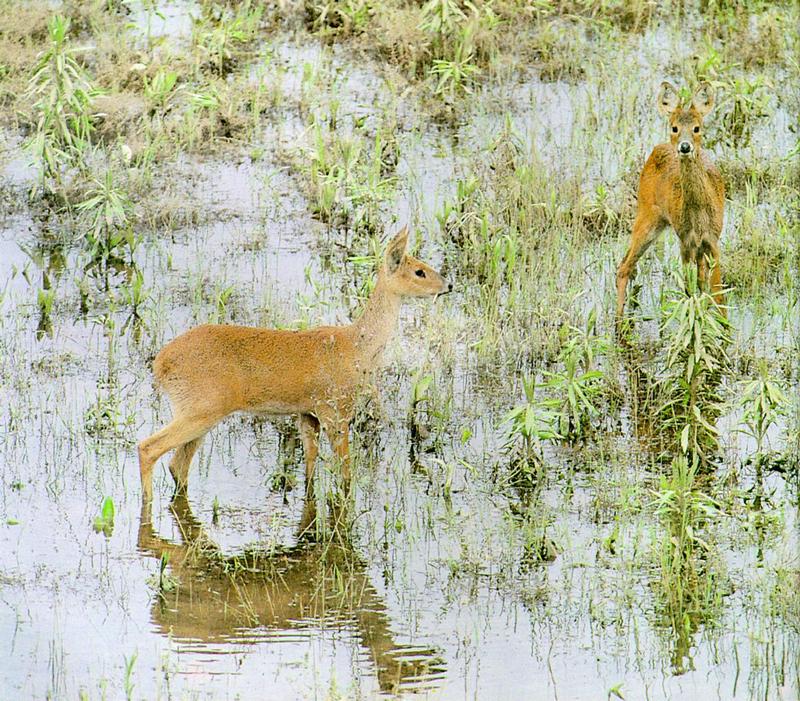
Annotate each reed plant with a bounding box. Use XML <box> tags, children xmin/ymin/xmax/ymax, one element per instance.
<box><xmin>656</xmin><ymin>266</ymin><xmax>731</xmax><ymax>471</ymax></box>
<box><xmin>25</xmin><ymin>14</ymin><xmax>96</xmax><ymax>192</ymax></box>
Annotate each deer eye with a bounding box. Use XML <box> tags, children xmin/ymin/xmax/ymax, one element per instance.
<box><xmin>415</xmin><ymin>269</ymin><xmax>426</xmax><ymax>278</ymax></box>
<box><xmin>672</xmin><ymin>126</ymin><xmax>678</xmax><ymax>133</ymax></box>
<box><xmin>693</xmin><ymin>126</ymin><xmax>700</xmax><ymax>133</ymax></box>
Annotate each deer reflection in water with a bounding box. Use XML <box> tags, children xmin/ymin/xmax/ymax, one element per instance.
<box><xmin>137</xmin><ymin>495</ymin><xmax>445</xmax><ymax>695</ymax></box>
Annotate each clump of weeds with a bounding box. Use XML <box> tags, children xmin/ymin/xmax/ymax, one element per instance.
<box><xmin>299</xmin><ymin>117</ymin><xmax>398</xmax><ymax>236</ymax></box>
<box><xmin>724</xmin><ymin>185</ymin><xmax>794</xmax><ymax>296</ymax></box>
<box><xmin>528</xmin><ymin>18</ymin><xmax>592</xmax><ymax>83</ymax></box>
<box><xmin>502</xmin><ymin>314</ymin><xmax>613</xmax><ymax>484</ymax></box>
<box><xmin>716</xmin><ymin>75</ymin><xmax>773</xmax><ymax>149</ymax></box>
<box><xmin>142</xmin><ymin>68</ymin><xmax>179</xmax><ymax>115</ymax></box>
<box><xmin>502</xmin><ymin>375</ymin><xmax>562</xmax><ymax>484</ymax></box>
<box><xmin>304</xmin><ymin>0</ymin><xmax>374</xmax><ymax>37</ymax></box>
<box><xmin>421</xmin><ymin>0</ymin><xmax>500</xmax><ymax>98</ymax></box>
<box><xmin>545</xmin><ymin>312</ymin><xmax>613</xmax><ymax>443</ymax></box>
<box><xmin>301</xmin><ymin>0</ymin><xmax>500</xmax><ymax>98</ymax></box>
<box><xmin>76</xmin><ymin>164</ymin><xmax>137</xmax><ymax>274</ymax></box>
<box><xmin>712</xmin><ymin>4</ymin><xmax>794</xmax><ymax>69</ymax></box>
<box><xmin>0</xmin><ymin>3</ymin><xmax>51</xmax><ymax>97</ymax></box>
<box><xmin>654</xmin><ymin>266</ymin><xmax>731</xmax><ymax>472</ymax></box>
<box><xmin>533</xmin><ymin>0</ymin><xmax>654</xmax><ymax>32</ymax></box>
<box><xmin>738</xmin><ymin>360</ymin><xmax>789</xmax><ymax>473</ymax></box>
<box><xmin>192</xmin><ymin>1</ymin><xmax>264</xmax><ymax>77</ymax></box>
<box><xmin>297</xmin><ymin>0</ymin><xmax>659</xmax><ymax>98</ymax></box>
<box><xmin>24</xmin><ymin>14</ymin><xmax>97</xmax><ymax>194</ymax></box>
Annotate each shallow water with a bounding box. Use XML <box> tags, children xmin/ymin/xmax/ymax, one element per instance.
<box><xmin>1</xmin><ymin>8</ymin><xmax>799</xmax><ymax>701</ymax></box>
<box><xmin>127</xmin><ymin>0</ymin><xmax>198</xmax><ymax>47</ymax></box>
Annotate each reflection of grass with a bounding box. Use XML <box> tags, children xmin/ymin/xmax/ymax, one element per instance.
<box><xmin>651</xmin><ymin>456</ymin><xmax>726</xmax><ymax>675</ymax></box>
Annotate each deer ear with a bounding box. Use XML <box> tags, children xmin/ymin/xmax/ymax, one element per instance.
<box><xmin>691</xmin><ymin>82</ymin><xmax>715</xmax><ymax>118</ymax></box>
<box><xmin>657</xmin><ymin>81</ymin><xmax>680</xmax><ymax>116</ymax></box>
<box><xmin>385</xmin><ymin>226</ymin><xmax>408</xmax><ymax>273</ymax></box>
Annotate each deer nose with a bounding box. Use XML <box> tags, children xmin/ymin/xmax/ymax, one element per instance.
<box><xmin>447</xmin><ymin>281</ymin><xmax>453</xmax><ymax>292</ymax></box>
<box><xmin>679</xmin><ymin>141</ymin><xmax>692</xmax><ymax>154</ymax></box>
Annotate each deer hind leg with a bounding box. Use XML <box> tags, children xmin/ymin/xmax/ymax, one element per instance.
<box><xmin>299</xmin><ymin>413</ymin><xmax>321</xmax><ymax>492</ymax></box>
<box><xmin>168</xmin><ymin>437</ymin><xmax>204</xmax><ymax>498</ymax></box>
<box><xmin>138</xmin><ymin>412</ymin><xmax>221</xmax><ymax>504</ymax></box>
<box><xmin>616</xmin><ymin>209</ymin><xmax>665</xmax><ymax>317</ymax></box>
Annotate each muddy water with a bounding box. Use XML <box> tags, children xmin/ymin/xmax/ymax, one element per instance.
<box><xmin>2</xmin><ymin>13</ymin><xmax>800</xmax><ymax>701</ymax></box>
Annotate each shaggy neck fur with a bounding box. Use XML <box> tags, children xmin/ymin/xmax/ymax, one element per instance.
<box><xmin>677</xmin><ymin>151</ymin><xmax>716</xmax><ymax>256</ymax></box>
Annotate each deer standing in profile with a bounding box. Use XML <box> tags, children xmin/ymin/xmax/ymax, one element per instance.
<box><xmin>138</xmin><ymin>227</ymin><xmax>450</xmax><ymax>507</ymax></box>
<box><xmin>616</xmin><ymin>81</ymin><xmax>726</xmax><ymax>319</ymax></box>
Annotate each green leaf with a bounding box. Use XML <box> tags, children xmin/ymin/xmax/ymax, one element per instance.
<box><xmin>608</xmin><ymin>682</ymin><xmax>625</xmax><ymax>699</ymax></box>
<box><xmin>101</xmin><ymin>496</ymin><xmax>115</xmax><ymax>522</ymax></box>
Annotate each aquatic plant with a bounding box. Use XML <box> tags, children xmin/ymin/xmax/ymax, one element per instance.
<box><xmin>502</xmin><ymin>376</ymin><xmax>562</xmax><ymax>476</ymax></box>
<box><xmin>738</xmin><ymin>360</ymin><xmax>789</xmax><ymax>470</ymax></box>
<box><xmin>24</xmin><ymin>14</ymin><xmax>96</xmax><ymax>191</ymax></box>
<box><xmin>192</xmin><ymin>1</ymin><xmax>263</xmax><ymax>76</ymax></box>
<box><xmin>92</xmin><ymin>496</ymin><xmax>115</xmax><ymax>537</ymax></box>
<box><xmin>76</xmin><ymin>166</ymin><xmax>136</xmax><ymax>269</ymax></box>
<box><xmin>430</xmin><ymin>42</ymin><xmax>481</xmax><ymax>97</ymax></box>
<box><xmin>305</xmin><ymin>0</ymin><xmax>374</xmax><ymax>35</ymax></box>
<box><xmin>123</xmin><ymin>652</ymin><xmax>137</xmax><ymax>701</ymax></box>
<box><xmin>142</xmin><ymin>68</ymin><xmax>179</xmax><ymax>112</ymax></box>
<box><xmin>303</xmin><ymin>119</ymin><xmax>397</xmax><ymax>235</ymax></box>
<box><xmin>422</xmin><ymin>0</ymin><xmax>497</xmax><ymax>96</ymax></box>
<box><xmin>656</xmin><ymin>266</ymin><xmax>731</xmax><ymax>471</ymax></box>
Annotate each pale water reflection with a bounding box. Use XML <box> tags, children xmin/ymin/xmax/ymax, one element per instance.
<box><xmin>137</xmin><ymin>495</ymin><xmax>446</xmax><ymax>695</ymax></box>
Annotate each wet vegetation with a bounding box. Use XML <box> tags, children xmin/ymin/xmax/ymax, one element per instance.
<box><xmin>0</xmin><ymin>0</ymin><xmax>798</xmax><ymax>698</ymax></box>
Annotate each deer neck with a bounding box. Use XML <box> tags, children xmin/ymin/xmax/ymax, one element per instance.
<box><xmin>675</xmin><ymin>150</ymin><xmax>717</xmax><ymax>257</ymax></box>
<box><xmin>349</xmin><ymin>270</ymin><xmax>402</xmax><ymax>367</ymax></box>
<box><xmin>678</xmin><ymin>151</ymin><xmax>712</xmax><ymax>209</ymax></box>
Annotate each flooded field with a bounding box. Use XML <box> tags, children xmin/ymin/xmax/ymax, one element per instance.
<box><xmin>1</xmin><ymin>1</ymin><xmax>798</xmax><ymax>699</ymax></box>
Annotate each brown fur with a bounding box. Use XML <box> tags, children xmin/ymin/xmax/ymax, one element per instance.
<box><xmin>616</xmin><ymin>81</ymin><xmax>726</xmax><ymax>318</ymax></box>
<box><xmin>138</xmin><ymin>227</ymin><xmax>449</xmax><ymax>504</ymax></box>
